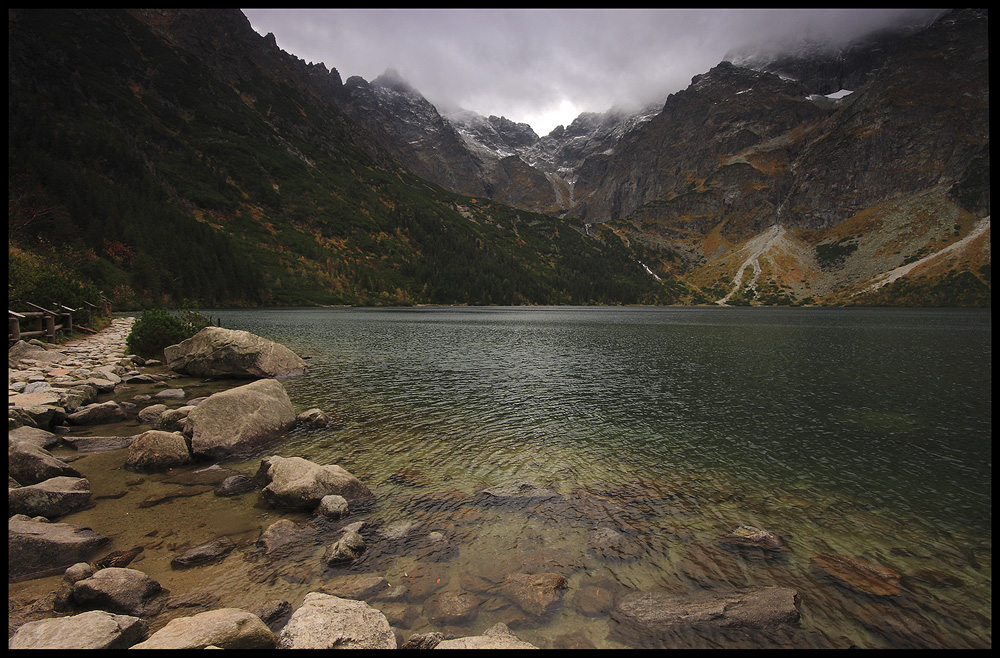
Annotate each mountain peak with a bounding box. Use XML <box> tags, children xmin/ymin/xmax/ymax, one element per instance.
<box><xmin>372</xmin><ymin>68</ymin><xmax>419</xmax><ymax>96</ymax></box>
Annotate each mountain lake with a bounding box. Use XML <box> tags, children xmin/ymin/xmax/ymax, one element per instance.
<box><xmin>17</xmin><ymin>306</ymin><xmax>990</xmax><ymax>648</ymax></box>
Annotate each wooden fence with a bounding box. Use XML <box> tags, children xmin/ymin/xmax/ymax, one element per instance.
<box><xmin>8</xmin><ymin>301</ymin><xmax>104</xmax><ymax>343</ymax></box>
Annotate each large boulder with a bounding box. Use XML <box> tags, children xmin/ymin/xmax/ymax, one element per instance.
<box><xmin>256</xmin><ymin>455</ymin><xmax>374</xmax><ymax>510</ymax></box>
<box><xmin>184</xmin><ymin>379</ymin><xmax>297</xmax><ymax>461</ymax></box>
<box><xmin>164</xmin><ymin>327</ymin><xmax>307</xmax><ymax>379</ymax></box>
<box><xmin>130</xmin><ymin>608</ymin><xmax>276</xmax><ymax>649</ymax></box>
<box><xmin>9</xmin><ymin>515</ymin><xmax>108</xmax><ymax>582</ymax></box>
<box><xmin>8</xmin><ymin>610</ymin><xmax>147</xmax><ymax>649</ymax></box>
<box><xmin>276</xmin><ymin>592</ymin><xmax>395</xmax><ymax>649</ymax></box>
<box><xmin>8</xmin><ymin>476</ymin><xmax>92</xmax><ymax>519</ymax></box>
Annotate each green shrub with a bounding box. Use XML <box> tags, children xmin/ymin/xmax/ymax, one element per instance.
<box><xmin>126</xmin><ymin>307</ymin><xmax>211</xmax><ymax>359</ymax></box>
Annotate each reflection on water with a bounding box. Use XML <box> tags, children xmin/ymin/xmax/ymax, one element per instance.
<box><xmin>14</xmin><ymin>307</ymin><xmax>990</xmax><ymax>648</ymax></box>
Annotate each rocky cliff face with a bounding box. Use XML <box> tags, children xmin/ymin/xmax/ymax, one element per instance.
<box><xmin>553</xmin><ymin>8</ymin><xmax>989</xmax><ymax>305</ymax></box>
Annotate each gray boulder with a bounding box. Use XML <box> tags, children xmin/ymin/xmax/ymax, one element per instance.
<box><xmin>9</xmin><ymin>515</ymin><xmax>108</xmax><ymax>581</ymax></box>
<box><xmin>10</xmin><ymin>387</ymin><xmax>86</xmax><ymax>413</ymax></box>
<box><xmin>130</xmin><ymin>608</ymin><xmax>276</xmax><ymax>649</ymax></box>
<box><xmin>434</xmin><ymin>622</ymin><xmax>539</xmax><ymax>649</ymax></box>
<box><xmin>8</xmin><ymin>609</ymin><xmax>147</xmax><ymax>649</ymax></box>
<box><xmin>137</xmin><ymin>403</ymin><xmax>168</xmax><ymax>425</ymax></box>
<box><xmin>8</xmin><ymin>425</ymin><xmax>60</xmax><ymax>450</ymax></box>
<box><xmin>153</xmin><ymin>406</ymin><xmax>194</xmax><ymax>432</ymax></box>
<box><xmin>315</xmin><ymin>494</ymin><xmax>350</xmax><ymax>519</ymax></box>
<box><xmin>8</xmin><ymin>476</ymin><xmax>91</xmax><ymax>518</ymax></box>
<box><xmin>72</xmin><ymin>567</ymin><xmax>164</xmax><ymax>616</ymax></box>
<box><xmin>164</xmin><ymin>326</ymin><xmax>307</xmax><ymax>379</ymax></box>
<box><xmin>124</xmin><ymin>430</ymin><xmax>192</xmax><ymax>472</ymax></box>
<box><xmin>296</xmin><ymin>408</ymin><xmax>328</xmax><ymax>427</ymax></box>
<box><xmin>67</xmin><ymin>400</ymin><xmax>127</xmax><ymax>425</ymax></box>
<box><xmin>256</xmin><ymin>455</ymin><xmax>374</xmax><ymax>510</ymax></box>
<box><xmin>8</xmin><ymin>403</ymin><xmax>65</xmax><ymax>430</ymax></box>
<box><xmin>9</xmin><ymin>340</ymin><xmax>67</xmax><ymax>364</ymax></box>
<box><xmin>8</xmin><ymin>442</ymin><xmax>81</xmax><ymax>485</ymax></box>
<box><xmin>184</xmin><ymin>379</ymin><xmax>297</xmax><ymax>461</ymax></box>
<box><xmin>277</xmin><ymin>592</ymin><xmax>395</xmax><ymax>649</ymax></box>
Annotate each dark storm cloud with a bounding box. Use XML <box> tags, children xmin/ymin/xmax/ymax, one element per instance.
<box><xmin>242</xmin><ymin>8</ymin><xmax>944</xmax><ymax>135</ymax></box>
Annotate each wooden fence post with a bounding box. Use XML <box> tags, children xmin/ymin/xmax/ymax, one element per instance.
<box><xmin>9</xmin><ymin>311</ymin><xmax>24</xmax><ymax>342</ymax></box>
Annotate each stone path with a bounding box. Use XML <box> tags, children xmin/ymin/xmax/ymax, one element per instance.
<box><xmin>8</xmin><ymin>317</ymin><xmax>139</xmax><ymax>429</ymax></box>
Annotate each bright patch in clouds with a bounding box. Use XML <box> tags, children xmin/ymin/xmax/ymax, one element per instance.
<box><xmin>522</xmin><ymin>99</ymin><xmax>581</xmax><ymax>137</ymax></box>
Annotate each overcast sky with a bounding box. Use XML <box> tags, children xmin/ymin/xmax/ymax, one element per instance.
<box><xmin>242</xmin><ymin>8</ymin><xmax>944</xmax><ymax>137</ymax></box>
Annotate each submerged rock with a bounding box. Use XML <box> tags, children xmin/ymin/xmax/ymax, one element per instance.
<box><xmin>587</xmin><ymin>527</ymin><xmax>645</xmax><ymax>561</ymax></box>
<box><xmin>610</xmin><ymin>586</ymin><xmax>800</xmax><ymax>647</ymax></box>
<box><xmin>322</xmin><ymin>530</ymin><xmax>366</xmax><ymax>566</ymax></box>
<box><xmin>433</xmin><ymin>622</ymin><xmax>539</xmax><ymax>649</ymax></box>
<box><xmin>810</xmin><ymin>553</ymin><xmax>903</xmax><ymax>597</ymax></box>
<box><xmin>719</xmin><ymin>525</ymin><xmax>788</xmax><ymax>556</ymax></box>
<box><xmin>474</xmin><ymin>479</ymin><xmax>562</xmax><ymax>507</ymax></box>
<box><xmin>424</xmin><ymin>590</ymin><xmax>484</xmax><ymax>626</ymax></box>
<box><xmin>171</xmin><ymin>537</ymin><xmax>236</xmax><ymax>568</ymax></box>
<box><xmin>499</xmin><ymin>572</ymin><xmax>568</xmax><ymax>617</ymax></box>
<box><xmin>94</xmin><ymin>546</ymin><xmax>144</xmax><ymax>570</ymax></box>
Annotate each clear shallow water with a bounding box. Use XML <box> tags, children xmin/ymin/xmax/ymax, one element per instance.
<box><xmin>17</xmin><ymin>306</ymin><xmax>990</xmax><ymax>648</ymax></box>
<box><xmin>230</xmin><ymin>306</ymin><xmax>991</xmax><ymax>535</ymax></box>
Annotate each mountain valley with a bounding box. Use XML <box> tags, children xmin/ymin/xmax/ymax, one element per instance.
<box><xmin>7</xmin><ymin>8</ymin><xmax>990</xmax><ymax>310</ymax></box>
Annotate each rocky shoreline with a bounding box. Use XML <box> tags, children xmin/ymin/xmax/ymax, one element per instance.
<box><xmin>9</xmin><ymin>318</ymin><xmax>561</xmax><ymax>648</ymax></box>
<box><xmin>8</xmin><ymin>319</ymin><xmax>967</xmax><ymax>649</ymax></box>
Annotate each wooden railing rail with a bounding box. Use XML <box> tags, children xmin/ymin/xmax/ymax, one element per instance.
<box><xmin>9</xmin><ymin>302</ymin><xmax>83</xmax><ymax>343</ymax></box>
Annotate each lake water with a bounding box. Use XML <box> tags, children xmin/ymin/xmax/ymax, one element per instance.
<box><xmin>26</xmin><ymin>306</ymin><xmax>992</xmax><ymax>648</ymax></box>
